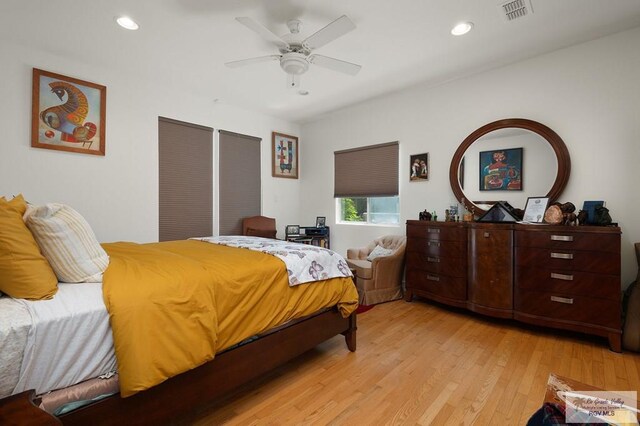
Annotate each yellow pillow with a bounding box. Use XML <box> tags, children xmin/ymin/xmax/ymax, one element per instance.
<box><xmin>0</xmin><ymin>195</ymin><xmax>58</xmax><ymax>299</ymax></box>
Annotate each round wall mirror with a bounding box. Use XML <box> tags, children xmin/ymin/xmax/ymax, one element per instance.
<box><xmin>449</xmin><ymin>118</ymin><xmax>571</xmax><ymax>215</ymax></box>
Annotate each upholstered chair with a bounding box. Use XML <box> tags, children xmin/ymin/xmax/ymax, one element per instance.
<box><xmin>346</xmin><ymin>235</ymin><xmax>407</xmax><ymax>305</ymax></box>
<box><xmin>242</xmin><ymin>216</ymin><xmax>277</xmax><ymax>239</ymax></box>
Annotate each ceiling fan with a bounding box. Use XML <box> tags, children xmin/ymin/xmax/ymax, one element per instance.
<box><xmin>226</xmin><ymin>15</ymin><xmax>362</xmax><ymax>88</ymax></box>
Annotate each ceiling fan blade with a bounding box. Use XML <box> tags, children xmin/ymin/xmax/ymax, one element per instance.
<box><xmin>308</xmin><ymin>54</ymin><xmax>361</xmax><ymax>76</ymax></box>
<box><xmin>236</xmin><ymin>17</ymin><xmax>290</xmax><ymax>50</ymax></box>
<box><xmin>303</xmin><ymin>15</ymin><xmax>356</xmax><ymax>50</ymax></box>
<box><xmin>287</xmin><ymin>74</ymin><xmax>300</xmax><ymax>88</ymax></box>
<box><xmin>225</xmin><ymin>55</ymin><xmax>281</xmax><ymax>68</ymax></box>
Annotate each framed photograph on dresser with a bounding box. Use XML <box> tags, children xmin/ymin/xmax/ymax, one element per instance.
<box><xmin>522</xmin><ymin>197</ymin><xmax>549</xmax><ymax>223</ymax></box>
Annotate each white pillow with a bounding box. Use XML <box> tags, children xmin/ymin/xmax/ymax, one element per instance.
<box><xmin>25</xmin><ymin>204</ymin><xmax>109</xmax><ymax>283</ymax></box>
<box><xmin>366</xmin><ymin>245</ymin><xmax>394</xmax><ymax>261</ymax></box>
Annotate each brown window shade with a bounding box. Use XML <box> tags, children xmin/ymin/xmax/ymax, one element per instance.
<box><xmin>218</xmin><ymin>130</ymin><xmax>261</xmax><ymax>235</ymax></box>
<box><xmin>334</xmin><ymin>141</ymin><xmax>399</xmax><ymax>197</ymax></box>
<box><xmin>158</xmin><ymin>117</ymin><xmax>213</xmax><ymax>242</ymax></box>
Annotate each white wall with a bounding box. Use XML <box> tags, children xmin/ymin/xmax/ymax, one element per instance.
<box><xmin>300</xmin><ymin>27</ymin><xmax>640</xmax><ymax>287</ymax></box>
<box><xmin>0</xmin><ymin>40</ymin><xmax>301</xmax><ymax>243</ymax></box>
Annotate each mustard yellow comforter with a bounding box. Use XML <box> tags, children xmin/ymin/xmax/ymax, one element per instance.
<box><xmin>101</xmin><ymin>240</ymin><xmax>358</xmax><ymax>397</ymax></box>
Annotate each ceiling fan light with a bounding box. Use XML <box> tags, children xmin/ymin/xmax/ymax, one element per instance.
<box><xmin>451</xmin><ymin>22</ymin><xmax>473</xmax><ymax>36</ymax></box>
<box><xmin>280</xmin><ymin>53</ymin><xmax>309</xmax><ymax>75</ymax></box>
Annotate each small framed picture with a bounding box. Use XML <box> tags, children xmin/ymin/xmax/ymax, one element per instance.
<box><xmin>410</xmin><ymin>153</ymin><xmax>429</xmax><ymax>181</ymax></box>
<box><xmin>523</xmin><ymin>197</ymin><xmax>549</xmax><ymax>223</ymax></box>
<box><xmin>315</xmin><ymin>216</ymin><xmax>326</xmax><ymax>228</ymax></box>
<box><xmin>272</xmin><ymin>132</ymin><xmax>299</xmax><ymax>179</ymax></box>
<box><xmin>286</xmin><ymin>225</ymin><xmax>300</xmax><ymax>236</ymax></box>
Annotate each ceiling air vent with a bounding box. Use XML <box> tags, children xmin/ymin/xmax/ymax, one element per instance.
<box><xmin>499</xmin><ymin>0</ymin><xmax>534</xmax><ymax>21</ymax></box>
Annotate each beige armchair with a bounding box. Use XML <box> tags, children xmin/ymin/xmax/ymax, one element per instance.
<box><xmin>346</xmin><ymin>235</ymin><xmax>407</xmax><ymax>305</ymax></box>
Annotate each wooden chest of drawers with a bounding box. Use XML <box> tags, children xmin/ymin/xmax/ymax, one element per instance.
<box><xmin>405</xmin><ymin>221</ymin><xmax>467</xmax><ymax>308</ymax></box>
<box><xmin>513</xmin><ymin>225</ymin><xmax>622</xmax><ymax>351</ymax></box>
<box><xmin>405</xmin><ymin>221</ymin><xmax>622</xmax><ymax>351</ymax></box>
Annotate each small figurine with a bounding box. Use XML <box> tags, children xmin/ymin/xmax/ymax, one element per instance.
<box><xmin>577</xmin><ymin>210</ymin><xmax>588</xmax><ymax>225</ymax></box>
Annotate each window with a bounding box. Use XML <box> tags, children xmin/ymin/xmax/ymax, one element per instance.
<box><xmin>218</xmin><ymin>130</ymin><xmax>261</xmax><ymax>235</ymax></box>
<box><xmin>334</xmin><ymin>141</ymin><xmax>399</xmax><ymax>226</ymax></box>
<box><xmin>159</xmin><ymin>117</ymin><xmax>213</xmax><ymax>242</ymax></box>
<box><xmin>337</xmin><ymin>196</ymin><xmax>399</xmax><ymax>225</ymax></box>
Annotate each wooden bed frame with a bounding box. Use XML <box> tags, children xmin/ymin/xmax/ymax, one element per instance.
<box><xmin>0</xmin><ymin>309</ymin><xmax>356</xmax><ymax>425</ymax></box>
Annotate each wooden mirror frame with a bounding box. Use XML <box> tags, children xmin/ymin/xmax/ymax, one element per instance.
<box><xmin>449</xmin><ymin>118</ymin><xmax>571</xmax><ymax>215</ymax></box>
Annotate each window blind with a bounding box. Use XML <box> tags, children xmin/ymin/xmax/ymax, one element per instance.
<box><xmin>218</xmin><ymin>130</ymin><xmax>261</xmax><ymax>235</ymax></box>
<box><xmin>334</xmin><ymin>141</ymin><xmax>399</xmax><ymax>197</ymax></box>
<box><xmin>158</xmin><ymin>117</ymin><xmax>213</xmax><ymax>242</ymax></box>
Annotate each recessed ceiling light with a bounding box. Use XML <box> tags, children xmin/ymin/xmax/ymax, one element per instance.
<box><xmin>298</xmin><ymin>90</ymin><xmax>309</xmax><ymax>96</ymax></box>
<box><xmin>451</xmin><ymin>22</ymin><xmax>473</xmax><ymax>36</ymax></box>
<box><xmin>116</xmin><ymin>16</ymin><xmax>139</xmax><ymax>31</ymax></box>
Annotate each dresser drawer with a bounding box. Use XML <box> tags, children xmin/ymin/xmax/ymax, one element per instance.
<box><xmin>406</xmin><ymin>269</ymin><xmax>466</xmax><ymax>301</ymax></box>
<box><xmin>406</xmin><ymin>238</ymin><xmax>465</xmax><ymax>258</ymax></box>
<box><xmin>406</xmin><ymin>252</ymin><xmax>466</xmax><ymax>278</ymax></box>
<box><xmin>515</xmin><ymin>230</ymin><xmax>619</xmax><ymax>253</ymax></box>
<box><xmin>516</xmin><ymin>266</ymin><xmax>620</xmax><ymax>301</ymax></box>
<box><xmin>515</xmin><ymin>288</ymin><xmax>620</xmax><ymax>329</ymax></box>
<box><xmin>407</xmin><ymin>224</ymin><xmax>466</xmax><ymax>242</ymax></box>
<box><xmin>515</xmin><ymin>247</ymin><xmax>619</xmax><ymax>275</ymax></box>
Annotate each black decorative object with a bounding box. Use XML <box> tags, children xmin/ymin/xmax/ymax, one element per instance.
<box><xmin>594</xmin><ymin>206</ymin><xmax>612</xmax><ymax>226</ymax></box>
<box><xmin>476</xmin><ymin>201</ymin><xmax>520</xmax><ymax>223</ymax></box>
<box><xmin>419</xmin><ymin>210</ymin><xmax>432</xmax><ymax>221</ymax></box>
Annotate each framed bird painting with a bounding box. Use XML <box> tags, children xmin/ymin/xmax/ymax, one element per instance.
<box><xmin>31</xmin><ymin>68</ymin><xmax>106</xmax><ymax>156</ymax></box>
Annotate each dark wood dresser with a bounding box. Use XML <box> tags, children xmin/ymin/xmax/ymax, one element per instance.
<box><xmin>513</xmin><ymin>224</ymin><xmax>621</xmax><ymax>352</ymax></box>
<box><xmin>405</xmin><ymin>220</ymin><xmax>622</xmax><ymax>351</ymax></box>
<box><xmin>405</xmin><ymin>221</ymin><xmax>467</xmax><ymax>308</ymax></box>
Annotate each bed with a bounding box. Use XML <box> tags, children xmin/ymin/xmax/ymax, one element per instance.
<box><xmin>0</xmin><ymin>236</ymin><xmax>358</xmax><ymax>424</ymax></box>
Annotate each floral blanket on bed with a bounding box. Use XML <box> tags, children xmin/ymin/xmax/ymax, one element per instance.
<box><xmin>192</xmin><ymin>236</ymin><xmax>353</xmax><ymax>286</ymax></box>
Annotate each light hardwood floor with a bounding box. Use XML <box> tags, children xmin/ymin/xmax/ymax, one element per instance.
<box><xmin>185</xmin><ymin>299</ymin><xmax>640</xmax><ymax>425</ymax></box>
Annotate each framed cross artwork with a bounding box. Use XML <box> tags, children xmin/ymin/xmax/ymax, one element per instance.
<box><xmin>272</xmin><ymin>132</ymin><xmax>299</xmax><ymax>179</ymax></box>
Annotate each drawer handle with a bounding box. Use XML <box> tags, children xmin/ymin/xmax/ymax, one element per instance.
<box><xmin>427</xmin><ymin>257</ymin><xmax>440</xmax><ymax>263</ymax></box>
<box><xmin>427</xmin><ymin>241</ymin><xmax>441</xmax><ymax>247</ymax></box>
<box><xmin>550</xmin><ymin>295</ymin><xmax>574</xmax><ymax>304</ymax></box>
<box><xmin>426</xmin><ymin>274</ymin><xmax>440</xmax><ymax>282</ymax></box>
<box><xmin>551</xmin><ymin>235</ymin><xmax>574</xmax><ymax>242</ymax></box>
<box><xmin>550</xmin><ymin>252</ymin><xmax>573</xmax><ymax>260</ymax></box>
<box><xmin>427</xmin><ymin>228</ymin><xmax>440</xmax><ymax>233</ymax></box>
<box><xmin>551</xmin><ymin>272</ymin><xmax>574</xmax><ymax>281</ymax></box>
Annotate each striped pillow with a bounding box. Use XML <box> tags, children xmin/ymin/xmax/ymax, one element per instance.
<box><xmin>25</xmin><ymin>204</ymin><xmax>109</xmax><ymax>283</ymax></box>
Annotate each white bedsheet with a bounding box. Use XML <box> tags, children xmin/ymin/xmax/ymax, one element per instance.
<box><xmin>12</xmin><ymin>283</ymin><xmax>116</xmax><ymax>395</ymax></box>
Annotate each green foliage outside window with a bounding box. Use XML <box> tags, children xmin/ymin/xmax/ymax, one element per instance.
<box><xmin>341</xmin><ymin>198</ymin><xmax>364</xmax><ymax>222</ymax></box>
